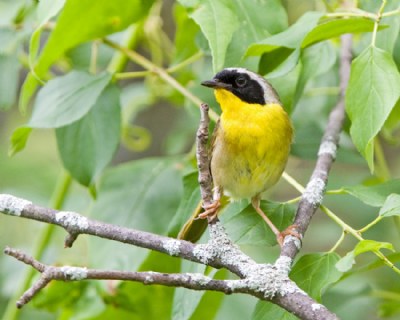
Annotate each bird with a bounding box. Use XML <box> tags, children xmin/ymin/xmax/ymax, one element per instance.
<box><xmin>192</xmin><ymin>67</ymin><xmax>298</xmax><ymax>246</ymax></box>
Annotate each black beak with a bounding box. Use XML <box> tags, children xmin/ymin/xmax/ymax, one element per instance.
<box><xmin>201</xmin><ymin>79</ymin><xmax>231</xmax><ymax>89</ymax></box>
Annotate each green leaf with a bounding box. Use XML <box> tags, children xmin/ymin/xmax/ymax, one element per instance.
<box><xmin>379</xmin><ymin>194</ymin><xmax>400</xmax><ymax>217</ymax></box>
<box><xmin>29</xmin><ymin>71</ymin><xmax>112</xmax><ymax>128</ymax></box>
<box><xmin>8</xmin><ymin>127</ymin><xmax>33</xmax><ymax>157</ymax></box>
<box><xmin>342</xmin><ymin>179</ymin><xmax>400</xmax><ymax>207</ymax></box>
<box><xmin>384</xmin><ymin>98</ymin><xmax>400</xmax><ymax>132</ymax></box>
<box><xmin>234</xmin><ymin>0</ymin><xmax>287</xmax><ymax>37</ymax></box>
<box><xmin>267</xmin><ymin>65</ymin><xmax>300</xmax><ymax>115</ymax></box>
<box><xmin>352</xmin><ymin>252</ymin><xmax>400</xmax><ymax>273</ymax></box>
<box><xmin>172</xmin><ymin>262</ymin><xmax>221</xmax><ymax>320</ymax></box>
<box><xmin>259</xmin><ymin>48</ymin><xmax>300</xmax><ymax>78</ymax></box>
<box><xmin>172</xmin><ymin>4</ymin><xmax>200</xmax><ymax>64</ymax></box>
<box><xmin>247</xmin><ymin>11</ymin><xmax>322</xmax><ymax>77</ymax></box>
<box><xmin>302</xmin><ymin>18</ymin><xmax>378</xmax><ymax>48</ymax></box>
<box><xmin>184</xmin><ymin>0</ymin><xmax>239</xmax><ymax>72</ymax></box>
<box><xmin>103</xmin><ymin>251</ymin><xmax>180</xmax><ymax>319</ymax></box>
<box><xmin>190</xmin><ymin>269</ymin><xmax>227</xmax><ymax>320</ymax></box>
<box><xmin>22</xmin><ymin>0</ymin><xmax>153</xmax><ymax>105</ymax></box>
<box><xmin>354</xmin><ymin>240</ymin><xmax>394</xmax><ymax>256</ymax></box>
<box><xmin>168</xmin><ymin>172</ymin><xmax>203</xmax><ymax>240</ymax></box>
<box><xmin>33</xmin><ymin>282</ymin><xmax>106</xmax><ymax>318</ymax></box>
<box><xmin>336</xmin><ymin>240</ymin><xmax>394</xmax><ymax>272</ymax></box>
<box><xmin>335</xmin><ymin>250</ymin><xmax>356</xmax><ymax>272</ymax></box>
<box><xmin>19</xmin><ymin>72</ymin><xmax>41</xmax><ymax>114</ymax></box>
<box><xmin>345</xmin><ymin>46</ymin><xmax>400</xmax><ymax>171</ymax></box>
<box><xmin>379</xmin><ymin>296</ymin><xmax>400</xmax><ymax>318</ymax></box>
<box><xmin>290</xmin><ymin>253</ymin><xmax>342</xmax><ymax>300</ymax></box>
<box><xmin>246</xmin><ymin>11</ymin><xmax>323</xmax><ymax>57</ymax></box>
<box><xmin>33</xmin><ymin>281</ymin><xmax>89</xmax><ymax>312</ymax></box>
<box><xmin>89</xmin><ymin>158</ymin><xmax>184</xmax><ymax>268</ymax></box>
<box><xmin>252</xmin><ymin>301</ymin><xmax>297</xmax><ymax>320</ymax></box>
<box><xmin>56</xmin><ymin>85</ymin><xmax>121</xmax><ymax>186</ymax></box>
<box><xmin>225</xmin><ymin>0</ymin><xmax>287</xmax><ymax>68</ymax></box>
<box><xmin>0</xmin><ymin>54</ymin><xmax>19</xmax><ymax>110</ymax></box>
<box><xmin>34</xmin><ymin>0</ymin><xmax>153</xmax><ymax>77</ymax></box>
<box><xmin>172</xmin><ymin>262</ymin><xmax>207</xmax><ymax>320</ymax></box>
<box><xmin>293</xmin><ymin>42</ymin><xmax>336</xmax><ymax>106</ymax></box>
<box><xmin>222</xmin><ymin>201</ymin><xmax>296</xmax><ymax>246</ymax></box>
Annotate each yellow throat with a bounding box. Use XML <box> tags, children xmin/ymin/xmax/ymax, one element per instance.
<box><xmin>211</xmin><ymin>88</ymin><xmax>293</xmax><ymax>199</ymax></box>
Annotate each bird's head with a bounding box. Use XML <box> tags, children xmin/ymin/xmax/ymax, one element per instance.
<box><xmin>201</xmin><ymin>68</ymin><xmax>280</xmax><ymax>106</ymax></box>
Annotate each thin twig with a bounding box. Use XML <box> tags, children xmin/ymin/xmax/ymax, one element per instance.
<box><xmin>280</xmin><ymin>34</ymin><xmax>353</xmax><ymax>259</ymax></box>
<box><xmin>4</xmin><ymin>247</ymin><xmax>236</xmax><ymax>308</ymax></box>
<box><xmin>4</xmin><ymin>246</ymin><xmax>338</xmax><ymax>319</ymax></box>
<box><xmin>371</xmin><ymin>0</ymin><xmax>387</xmax><ymax>47</ymax></box>
<box><xmin>196</xmin><ymin>103</ymin><xmax>220</xmax><ymax>226</ymax></box>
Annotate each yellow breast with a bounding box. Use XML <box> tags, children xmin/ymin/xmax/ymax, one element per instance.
<box><xmin>211</xmin><ymin>89</ymin><xmax>293</xmax><ymax>199</ymax></box>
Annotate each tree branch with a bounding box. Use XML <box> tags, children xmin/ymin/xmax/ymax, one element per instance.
<box><xmin>0</xmin><ymin>193</ymin><xmax>337</xmax><ymax>319</ymax></box>
<box><xmin>3</xmin><ymin>244</ymin><xmax>330</xmax><ymax>320</ymax></box>
<box><xmin>280</xmin><ymin>34</ymin><xmax>353</xmax><ymax>259</ymax></box>
<box><xmin>4</xmin><ymin>247</ymin><xmax>235</xmax><ymax>308</ymax></box>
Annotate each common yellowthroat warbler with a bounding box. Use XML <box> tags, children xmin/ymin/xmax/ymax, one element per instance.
<box><xmin>198</xmin><ymin>68</ymin><xmax>298</xmax><ymax>246</ymax></box>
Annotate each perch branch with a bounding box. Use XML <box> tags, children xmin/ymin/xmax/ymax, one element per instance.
<box><xmin>0</xmin><ymin>195</ymin><xmax>337</xmax><ymax>317</ymax></box>
<box><xmin>280</xmin><ymin>34</ymin><xmax>353</xmax><ymax>259</ymax></box>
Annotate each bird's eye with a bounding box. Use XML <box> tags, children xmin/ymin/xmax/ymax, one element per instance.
<box><xmin>235</xmin><ymin>76</ymin><xmax>247</xmax><ymax>87</ymax></box>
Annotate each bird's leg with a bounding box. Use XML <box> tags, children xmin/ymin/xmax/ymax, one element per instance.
<box><xmin>251</xmin><ymin>197</ymin><xmax>281</xmax><ymax>236</ymax></box>
<box><xmin>197</xmin><ymin>187</ymin><xmax>222</xmax><ymax>222</ymax></box>
<box><xmin>251</xmin><ymin>197</ymin><xmax>301</xmax><ymax>247</ymax></box>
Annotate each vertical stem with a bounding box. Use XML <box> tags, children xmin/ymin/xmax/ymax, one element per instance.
<box><xmin>3</xmin><ymin>172</ymin><xmax>72</xmax><ymax>320</ymax></box>
<box><xmin>49</xmin><ymin>171</ymin><xmax>73</xmax><ymax>210</ymax></box>
<box><xmin>89</xmin><ymin>41</ymin><xmax>99</xmax><ymax>75</ymax></box>
<box><xmin>371</xmin><ymin>0</ymin><xmax>387</xmax><ymax>47</ymax></box>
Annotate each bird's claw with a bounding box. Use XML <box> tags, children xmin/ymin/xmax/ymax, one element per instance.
<box><xmin>197</xmin><ymin>200</ymin><xmax>221</xmax><ymax>222</ymax></box>
<box><xmin>277</xmin><ymin>224</ymin><xmax>302</xmax><ymax>247</ymax></box>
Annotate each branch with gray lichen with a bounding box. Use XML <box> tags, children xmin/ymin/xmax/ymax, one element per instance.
<box><xmin>280</xmin><ymin>34</ymin><xmax>353</xmax><ymax>260</ymax></box>
<box><xmin>3</xmin><ymin>247</ymin><xmax>235</xmax><ymax>308</ymax></box>
<box><xmin>4</xmin><ymin>245</ymin><xmax>328</xmax><ymax>317</ymax></box>
<box><xmin>0</xmin><ymin>193</ymin><xmax>337</xmax><ymax>319</ymax></box>
<box><xmin>196</xmin><ymin>103</ymin><xmax>214</xmax><ymax>209</ymax></box>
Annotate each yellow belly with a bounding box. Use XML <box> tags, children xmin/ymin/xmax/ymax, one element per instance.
<box><xmin>211</xmin><ymin>89</ymin><xmax>293</xmax><ymax>200</ymax></box>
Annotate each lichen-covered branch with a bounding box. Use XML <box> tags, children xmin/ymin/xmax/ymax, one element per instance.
<box><xmin>0</xmin><ymin>193</ymin><xmax>337</xmax><ymax>319</ymax></box>
<box><xmin>280</xmin><ymin>34</ymin><xmax>353</xmax><ymax>259</ymax></box>
<box><xmin>4</xmin><ymin>247</ymin><xmax>235</xmax><ymax>308</ymax></box>
<box><xmin>0</xmin><ymin>194</ymin><xmax>227</xmax><ymax>270</ymax></box>
<box><xmin>196</xmin><ymin>103</ymin><xmax>214</xmax><ymax>209</ymax></box>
